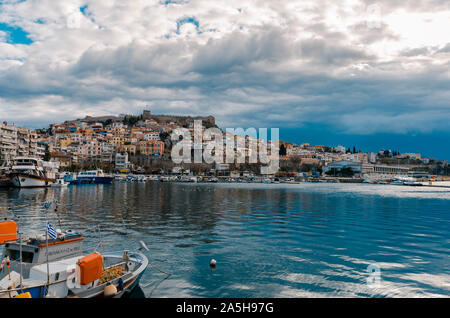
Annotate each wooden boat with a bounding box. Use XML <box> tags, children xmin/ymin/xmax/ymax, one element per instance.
<box><xmin>0</xmin><ymin>250</ymin><xmax>148</xmax><ymax>298</ymax></box>
<box><xmin>0</xmin><ymin>218</ymin><xmax>148</xmax><ymax>298</ymax></box>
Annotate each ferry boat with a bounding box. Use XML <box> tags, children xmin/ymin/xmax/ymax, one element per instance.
<box><xmin>70</xmin><ymin>170</ymin><xmax>114</xmax><ymax>185</ymax></box>
<box><xmin>9</xmin><ymin>157</ymin><xmax>54</xmax><ymax>188</ymax></box>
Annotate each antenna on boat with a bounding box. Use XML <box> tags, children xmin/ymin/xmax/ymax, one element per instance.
<box><xmin>43</xmin><ymin>201</ymin><xmax>51</xmax><ymax>285</ymax></box>
<box><xmin>53</xmin><ymin>200</ymin><xmax>63</xmax><ymax>230</ymax></box>
<box><xmin>96</xmin><ymin>225</ymin><xmax>103</xmax><ymax>256</ymax></box>
<box><xmin>8</xmin><ymin>204</ymin><xmax>24</xmax><ymax>290</ymax></box>
<box><xmin>18</xmin><ymin>221</ymin><xmax>23</xmax><ymax>289</ymax></box>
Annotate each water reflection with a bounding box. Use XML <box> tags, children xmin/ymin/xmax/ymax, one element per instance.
<box><xmin>0</xmin><ymin>182</ymin><xmax>449</xmax><ymax>297</ymax></box>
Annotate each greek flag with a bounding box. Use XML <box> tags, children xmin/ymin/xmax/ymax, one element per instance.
<box><xmin>47</xmin><ymin>222</ymin><xmax>58</xmax><ymax>239</ymax></box>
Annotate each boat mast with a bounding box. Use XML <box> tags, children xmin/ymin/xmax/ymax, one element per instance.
<box><xmin>18</xmin><ymin>216</ymin><xmax>23</xmax><ymax>289</ymax></box>
<box><xmin>44</xmin><ymin>202</ymin><xmax>50</xmax><ymax>285</ymax></box>
<box><xmin>19</xmin><ymin>230</ymin><xmax>23</xmax><ymax>288</ymax></box>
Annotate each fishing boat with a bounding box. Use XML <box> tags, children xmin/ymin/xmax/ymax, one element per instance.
<box><xmin>1</xmin><ymin>220</ymin><xmax>84</xmax><ymax>280</ymax></box>
<box><xmin>4</xmin><ymin>250</ymin><xmax>148</xmax><ymax>298</ymax></box>
<box><xmin>51</xmin><ymin>179</ymin><xmax>69</xmax><ymax>187</ymax></box>
<box><xmin>0</xmin><ymin>217</ymin><xmax>148</xmax><ymax>298</ymax></box>
<box><xmin>70</xmin><ymin>170</ymin><xmax>114</xmax><ymax>185</ymax></box>
<box><xmin>9</xmin><ymin>157</ymin><xmax>54</xmax><ymax>188</ymax></box>
<box><xmin>0</xmin><ymin>249</ymin><xmax>148</xmax><ymax>298</ymax></box>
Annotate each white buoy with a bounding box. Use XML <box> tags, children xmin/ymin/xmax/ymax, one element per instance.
<box><xmin>210</xmin><ymin>259</ymin><xmax>217</xmax><ymax>267</ymax></box>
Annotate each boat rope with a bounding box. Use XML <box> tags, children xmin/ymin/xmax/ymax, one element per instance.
<box><xmin>147</xmin><ymin>259</ymin><xmax>172</xmax><ymax>277</ymax></box>
<box><xmin>139</xmin><ymin>256</ymin><xmax>173</xmax><ymax>297</ymax></box>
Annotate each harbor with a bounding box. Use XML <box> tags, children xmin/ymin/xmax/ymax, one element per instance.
<box><xmin>1</xmin><ymin>181</ymin><xmax>449</xmax><ymax>298</ymax></box>
<box><xmin>2</xmin><ymin>157</ymin><xmax>449</xmax><ymax>190</ymax></box>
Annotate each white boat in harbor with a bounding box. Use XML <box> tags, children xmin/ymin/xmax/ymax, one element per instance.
<box><xmin>390</xmin><ymin>176</ymin><xmax>419</xmax><ymax>186</ymax></box>
<box><xmin>51</xmin><ymin>179</ymin><xmax>68</xmax><ymax>187</ymax></box>
<box><xmin>71</xmin><ymin>170</ymin><xmax>114</xmax><ymax>184</ymax></box>
<box><xmin>0</xmin><ymin>250</ymin><xmax>148</xmax><ymax>298</ymax></box>
<box><xmin>135</xmin><ymin>175</ymin><xmax>147</xmax><ymax>182</ymax></box>
<box><xmin>10</xmin><ymin>157</ymin><xmax>54</xmax><ymax>188</ymax></box>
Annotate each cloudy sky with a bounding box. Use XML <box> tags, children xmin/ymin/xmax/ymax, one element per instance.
<box><xmin>1</xmin><ymin>0</ymin><xmax>449</xmax><ymax>158</ymax></box>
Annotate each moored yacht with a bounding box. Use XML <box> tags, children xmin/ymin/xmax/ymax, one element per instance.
<box><xmin>10</xmin><ymin>157</ymin><xmax>54</xmax><ymax>188</ymax></box>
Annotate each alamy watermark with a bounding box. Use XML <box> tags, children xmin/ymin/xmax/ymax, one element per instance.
<box><xmin>170</xmin><ymin>120</ymin><xmax>280</xmax><ymax>174</ymax></box>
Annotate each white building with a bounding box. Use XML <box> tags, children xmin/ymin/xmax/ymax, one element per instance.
<box><xmin>323</xmin><ymin>161</ymin><xmax>362</xmax><ymax>175</ymax></box>
<box><xmin>335</xmin><ymin>145</ymin><xmax>346</xmax><ymax>153</ymax></box>
<box><xmin>362</xmin><ymin>164</ymin><xmax>410</xmax><ymax>179</ymax></box>
<box><xmin>115</xmin><ymin>152</ymin><xmax>130</xmax><ymax>171</ymax></box>
<box><xmin>0</xmin><ymin>122</ymin><xmax>42</xmax><ymax>160</ymax></box>
<box><xmin>143</xmin><ymin>132</ymin><xmax>161</xmax><ymax>141</ymax></box>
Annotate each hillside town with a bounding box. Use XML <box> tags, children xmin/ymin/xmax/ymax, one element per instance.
<box><xmin>1</xmin><ymin>109</ymin><xmax>449</xmax><ymax>182</ymax></box>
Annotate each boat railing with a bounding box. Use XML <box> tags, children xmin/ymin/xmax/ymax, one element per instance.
<box><xmin>0</xmin><ymin>276</ymin><xmax>71</xmax><ymax>295</ymax></box>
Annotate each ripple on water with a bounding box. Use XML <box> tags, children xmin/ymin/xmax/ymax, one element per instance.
<box><xmin>0</xmin><ymin>182</ymin><xmax>449</xmax><ymax>297</ymax></box>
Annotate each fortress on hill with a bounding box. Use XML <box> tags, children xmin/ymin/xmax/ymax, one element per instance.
<box><xmin>67</xmin><ymin>109</ymin><xmax>216</xmax><ymax>128</ymax></box>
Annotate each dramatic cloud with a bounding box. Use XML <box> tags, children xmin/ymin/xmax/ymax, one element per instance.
<box><xmin>0</xmin><ymin>0</ymin><xmax>449</xmax><ymax>135</ymax></box>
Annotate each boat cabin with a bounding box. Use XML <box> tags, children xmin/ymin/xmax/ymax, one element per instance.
<box><xmin>78</xmin><ymin>170</ymin><xmax>105</xmax><ymax>178</ymax></box>
<box><xmin>1</xmin><ymin>223</ymin><xmax>84</xmax><ymax>279</ymax></box>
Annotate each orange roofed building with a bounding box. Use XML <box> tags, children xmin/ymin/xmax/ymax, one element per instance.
<box><xmin>137</xmin><ymin>140</ymin><xmax>164</xmax><ymax>155</ymax></box>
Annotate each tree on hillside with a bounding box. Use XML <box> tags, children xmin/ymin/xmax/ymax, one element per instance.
<box><xmin>43</xmin><ymin>144</ymin><xmax>51</xmax><ymax>161</ymax></box>
<box><xmin>279</xmin><ymin>144</ymin><xmax>287</xmax><ymax>156</ymax></box>
<box><xmin>122</xmin><ymin>115</ymin><xmax>143</xmax><ymax>127</ymax></box>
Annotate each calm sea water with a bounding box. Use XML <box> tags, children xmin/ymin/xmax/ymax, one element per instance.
<box><xmin>1</xmin><ymin>182</ymin><xmax>449</xmax><ymax>298</ymax></box>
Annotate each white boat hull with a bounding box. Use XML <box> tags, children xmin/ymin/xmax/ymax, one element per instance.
<box><xmin>1</xmin><ymin>252</ymin><xmax>149</xmax><ymax>298</ymax></box>
<box><xmin>11</xmin><ymin>175</ymin><xmax>51</xmax><ymax>188</ymax></box>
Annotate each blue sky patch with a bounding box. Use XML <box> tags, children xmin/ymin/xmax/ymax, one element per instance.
<box><xmin>0</xmin><ymin>22</ymin><xmax>33</xmax><ymax>45</ymax></box>
<box><xmin>161</xmin><ymin>0</ymin><xmax>189</xmax><ymax>5</ymax></box>
<box><xmin>80</xmin><ymin>5</ymin><xmax>88</xmax><ymax>15</ymax></box>
<box><xmin>176</xmin><ymin>17</ymin><xmax>199</xmax><ymax>34</ymax></box>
